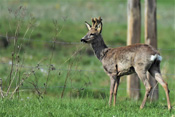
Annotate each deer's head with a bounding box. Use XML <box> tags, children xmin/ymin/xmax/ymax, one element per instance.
<box><xmin>81</xmin><ymin>17</ymin><xmax>103</xmax><ymax>44</ymax></box>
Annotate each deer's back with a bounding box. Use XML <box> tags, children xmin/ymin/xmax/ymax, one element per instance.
<box><xmin>102</xmin><ymin>43</ymin><xmax>159</xmax><ymax>76</ymax></box>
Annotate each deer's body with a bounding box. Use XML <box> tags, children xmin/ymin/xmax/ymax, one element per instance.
<box><xmin>81</xmin><ymin>17</ymin><xmax>171</xmax><ymax>110</ymax></box>
<box><xmin>101</xmin><ymin>43</ymin><xmax>159</xmax><ymax>76</ymax></box>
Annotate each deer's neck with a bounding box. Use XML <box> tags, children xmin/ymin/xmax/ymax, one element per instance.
<box><xmin>91</xmin><ymin>35</ymin><xmax>108</xmax><ymax>61</ymax></box>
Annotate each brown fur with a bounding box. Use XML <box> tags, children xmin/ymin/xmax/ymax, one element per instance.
<box><xmin>81</xmin><ymin>17</ymin><xmax>171</xmax><ymax>110</ymax></box>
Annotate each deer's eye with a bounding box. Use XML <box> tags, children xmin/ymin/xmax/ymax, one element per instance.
<box><xmin>90</xmin><ymin>33</ymin><xmax>95</xmax><ymax>36</ymax></box>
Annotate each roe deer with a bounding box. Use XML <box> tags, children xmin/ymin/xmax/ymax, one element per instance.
<box><xmin>80</xmin><ymin>17</ymin><xmax>171</xmax><ymax>110</ymax></box>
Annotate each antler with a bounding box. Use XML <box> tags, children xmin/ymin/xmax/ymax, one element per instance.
<box><xmin>91</xmin><ymin>17</ymin><xmax>102</xmax><ymax>28</ymax></box>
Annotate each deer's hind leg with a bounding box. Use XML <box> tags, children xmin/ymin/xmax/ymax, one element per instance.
<box><xmin>135</xmin><ymin>67</ymin><xmax>152</xmax><ymax>109</ymax></box>
<box><xmin>149</xmin><ymin>61</ymin><xmax>171</xmax><ymax>110</ymax></box>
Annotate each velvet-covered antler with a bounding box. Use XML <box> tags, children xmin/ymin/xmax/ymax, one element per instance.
<box><xmin>91</xmin><ymin>17</ymin><xmax>102</xmax><ymax>33</ymax></box>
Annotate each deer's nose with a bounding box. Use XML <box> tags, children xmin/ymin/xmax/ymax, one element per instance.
<box><xmin>81</xmin><ymin>39</ymin><xmax>87</xmax><ymax>43</ymax></box>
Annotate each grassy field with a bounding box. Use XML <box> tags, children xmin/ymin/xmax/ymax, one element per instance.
<box><xmin>0</xmin><ymin>0</ymin><xmax>174</xmax><ymax>116</ymax></box>
<box><xmin>0</xmin><ymin>98</ymin><xmax>174</xmax><ymax>117</ymax></box>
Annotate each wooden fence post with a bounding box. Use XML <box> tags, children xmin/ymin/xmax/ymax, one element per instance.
<box><xmin>127</xmin><ymin>0</ymin><xmax>141</xmax><ymax>100</ymax></box>
<box><xmin>145</xmin><ymin>0</ymin><xmax>158</xmax><ymax>100</ymax></box>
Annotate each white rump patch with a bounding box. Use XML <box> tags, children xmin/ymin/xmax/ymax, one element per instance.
<box><xmin>150</xmin><ymin>54</ymin><xmax>162</xmax><ymax>61</ymax></box>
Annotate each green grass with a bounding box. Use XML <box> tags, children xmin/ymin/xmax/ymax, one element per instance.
<box><xmin>0</xmin><ymin>97</ymin><xmax>174</xmax><ymax>117</ymax></box>
<box><xmin>0</xmin><ymin>0</ymin><xmax>174</xmax><ymax>116</ymax></box>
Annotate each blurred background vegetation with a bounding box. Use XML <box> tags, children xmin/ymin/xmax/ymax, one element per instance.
<box><xmin>0</xmin><ymin>0</ymin><xmax>174</xmax><ymax>102</ymax></box>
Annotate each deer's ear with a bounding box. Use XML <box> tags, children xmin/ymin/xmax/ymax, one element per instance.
<box><xmin>97</xmin><ymin>23</ymin><xmax>102</xmax><ymax>33</ymax></box>
<box><xmin>85</xmin><ymin>21</ymin><xmax>91</xmax><ymax>31</ymax></box>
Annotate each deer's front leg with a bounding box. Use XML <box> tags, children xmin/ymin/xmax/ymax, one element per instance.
<box><xmin>109</xmin><ymin>75</ymin><xmax>116</xmax><ymax>106</ymax></box>
<box><xmin>113</xmin><ymin>77</ymin><xmax>120</xmax><ymax>106</ymax></box>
